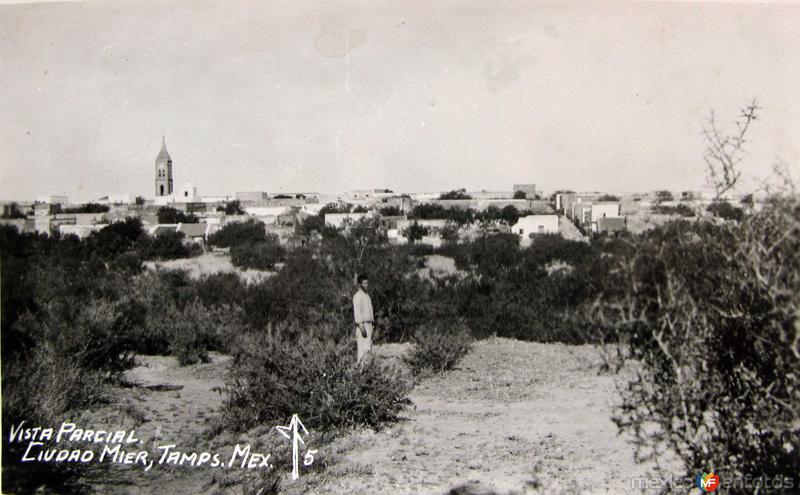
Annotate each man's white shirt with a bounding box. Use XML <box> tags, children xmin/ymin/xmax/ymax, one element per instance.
<box><xmin>353</xmin><ymin>290</ymin><xmax>373</xmax><ymax>324</ymax></box>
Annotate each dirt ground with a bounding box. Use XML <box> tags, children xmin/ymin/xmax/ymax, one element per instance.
<box><xmin>68</xmin><ymin>339</ymin><xmax>674</xmax><ymax>495</ymax></box>
<box><xmin>142</xmin><ymin>252</ymin><xmax>273</xmax><ymax>283</ymax></box>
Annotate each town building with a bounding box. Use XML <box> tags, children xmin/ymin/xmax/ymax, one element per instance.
<box><xmin>35</xmin><ymin>195</ymin><xmax>69</xmax><ymax>205</ymax></box>
<box><xmin>154</xmin><ymin>137</ymin><xmax>174</xmax><ymax>197</ymax></box>
<box><xmin>511</xmin><ymin>215</ymin><xmax>559</xmax><ymax>245</ymax></box>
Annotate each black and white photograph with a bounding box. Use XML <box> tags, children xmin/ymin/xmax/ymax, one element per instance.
<box><xmin>1</xmin><ymin>0</ymin><xmax>799</xmax><ymax>493</ymax></box>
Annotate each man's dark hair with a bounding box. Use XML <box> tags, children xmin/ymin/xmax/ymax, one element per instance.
<box><xmin>357</xmin><ymin>273</ymin><xmax>368</xmax><ymax>283</ymax></box>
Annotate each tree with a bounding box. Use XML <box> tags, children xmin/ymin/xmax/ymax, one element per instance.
<box><xmin>513</xmin><ymin>190</ymin><xmax>527</xmax><ymax>199</ymax></box>
<box><xmin>230</xmin><ymin>234</ymin><xmax>285</xmax><ymax>270</ymax></box>
<box><xmin>208</xmin><ymin>219</ymin><xmax>266</xmax><ymax>247</ymax></box>
<box><xmin>218</xmin><ymin>200</ymin><xmax>244</xmax><ymax>215</ymax></box>
<box><xmin>498</xmin><ymin>205</ymin><xmax>520</xmax><ymax>225</ymax></box>
<box><xmin>439</xmin><ymin>221</ymin><xmax>460</xmax><ymax>244</ymax></box>
<box><xmin>597</xmin><ymin>194</ymin><xmax>620</xmax><ymax>202</ymax></box>
<box><xmin>319</xmin><ymin>203</ymin><xmax>351</xmax><ymax>215</ymax></box>
<box><xmin>157</xmin><ymin>206</ymin><xmax>198</xmax><ymax>224</ymax></box>
<box><xmin>85</xmin><ymin>217</ymin><xmax>146</xmax><ymax>259</ymax></box>
<box><xmin>1</xmin><ymin>202</ymin><xmax>26</xmax><ymax>219</ymax></box>
<box><xmin>706</xmin><ymin>200</ymin><xmax>744</xmax><ymax>222</ymax></box>
<box><xmin>144</xmin><ymin>230</ymin><xmax>194</xmax><ymax>260</ymax></box>
<box><xmin>439</xmin><ymin>188</ymin><xmax>472</xmax><ymax>200</ymax></box>
<box><xmin>378</xmin><ymin>205</ymin><xmax>402</xmax><ymax>216</ymax></box>
<box><xmin>62</xmin><ymin>203</ymin><xmax>109</xmax><ymax>214</ymax></box>
<box><xmin>654</xmin><ymin>190</ymin><xmax>674</xmax><ymax>204</ymax></box>
<box><xmin>402</xmin><ymin>221</ymin><xmax>429</xmax><ymax>244</ymax></box>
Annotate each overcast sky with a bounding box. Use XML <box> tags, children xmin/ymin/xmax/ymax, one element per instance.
<box><xmin>1</xmin><ymin>0</ymin><xmax>798</xmax><ymax>202</ymax></box>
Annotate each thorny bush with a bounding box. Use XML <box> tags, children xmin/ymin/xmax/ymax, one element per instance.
<box><xmin>222</xmin><ymin>322</ymin><xmax>412</xmax><ymax>433</ymax></box>
<box><xmin>589</xmin><ymin>196</ymin><xmax>800</xmax><ymax>493</ymax></box>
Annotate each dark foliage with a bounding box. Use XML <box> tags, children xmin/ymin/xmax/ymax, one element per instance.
<box><xmin>654</xmin><ymin>190</ymin><xmax>674</xmax><ymax>203</ymax></box>
<box><xmin>218</xmin><ymin>200</ymin><xmax>245</xmax><ymax>215</ymax></box>
<box><xmin>409</xmin><ymin>204</ymin><xmax>475</xmax><ymax>226</ymax></box>
<box><xmin>230</xmin><ymin>235</ymin><xmax>285</xmax><ymax>271</ymax></box>
<box><xmin>587</xmin><ymin>198</ymin><xmax>800</xmax><ymax>493</ymax></box>
<box><xmin>156</xmin><ymin>206</ymin><xmax>199</xmax><ymax>224</ymax></box>
<box><xmin>402</xmin><ymin>221</ymin><xmax>429</xmax><ymax>243</ymax></box>
<box><xmin>651</xmin><ymin>203</ymin><xmax>696</xmax><ymax>217</ymax></box>
<box><xmin>439</xmin><ymin>188</ymin><xmax>472</xmax><ymax>200</ymax></box>
<box><xmin>84</xmin><ymin>217</ymin><xmax>147</xmax><ymax>260</ymax></box>
<box><xmin>706</xmin><ymin>199</ymin><xmax>744</xmax><ymax>221</ymax></box>
<box><xmin>378</xmin><ymin>205</ymin><xmax>402</xmax><ymax>216</ymax></box>
<box><xmin>222</xmin><ymin>324</ymin><xmax>412</xmax><ymax>432</ymax></box>
<box><xmin>208</xmin><ymin>219</ymin><xmax>267</xmax><ymax>247</ymax></box>
<box><xmin>1</xmin><ymin>202</ymin><xmax>26</xmax><ymax>219</ymax></box>
<box><xmin>58</xmin><ymin>203</ymin><xmax>110</xmax><ymax>214</ymax></box>
<box><xmin>140</xmin><ymin>230</ymin><xmax>199</xmax><ymax>260</ymax></box>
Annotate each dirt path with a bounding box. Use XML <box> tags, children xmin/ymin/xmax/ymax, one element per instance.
<box><xmin>80</xmin><ymin>353</ymin><xmax>232</xmax><ymax>494</ymax></box>
<box><xmin>287</xmin><ymin>339</ymin><xmax>668</xmax><ymax>494</ymax></box>
<box><xmin>74</xmin><ymin>340</ymin><xmax>670</xmax><ymax>495</ymax></box>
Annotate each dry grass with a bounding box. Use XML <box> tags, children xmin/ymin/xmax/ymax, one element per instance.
<box><xmin>143</xmin><ymin>252</ymin><xmax>274</xmax><ymax>283</ymax></box>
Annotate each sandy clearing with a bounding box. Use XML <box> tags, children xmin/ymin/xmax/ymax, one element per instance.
<box><xmin>72</xmin><ymin>340</ymin><xmax>673</xmax><ymax>495</ymax></box>
<box><xmin>142</xmin><ymin>252</ymin><xmax>273</xmax><ymax>283</ymax></box>
<box><xmin>285</xmin><ymin>339</ymin><xmax>672</xmax><ymax>495</ymax></box>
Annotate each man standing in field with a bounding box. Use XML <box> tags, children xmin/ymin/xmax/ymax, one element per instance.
<box><xmin>353</xmin><ymin>273</ymin><xmax>374</xmax><ymax>364</ymax></box>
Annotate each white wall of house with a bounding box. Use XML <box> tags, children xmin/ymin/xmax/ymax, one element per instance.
<box><xmin>175</xmin><ymin>182</ymin><xmax>199</xmax><ymax>202</ymax></box>
<box><xmin>591</xmin><ymin>203</ymin><xmax>620</xmax><ymax>222</ymax></box>
<box><xmin>511</xmin><ymin>215</ymin><xmax>559</xmax><ymax>243</ymax></box>
<box><xmin>245</xmin><ymin>206</ymin><xmax>291</xmax><ymax>217</ymax></box>
<box><xmin>324</xmin><ymin>212</ymin><xmax>371</xmax><ymax>228</ymax></box>
<box><xmin>58</xmin><ymin>224</ymin><xmax>105</xmax><ymax>239</ymax></box>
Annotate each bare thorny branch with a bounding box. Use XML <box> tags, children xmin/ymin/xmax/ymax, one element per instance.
<box><xmin>703</xmin><ymin>98</ymin><xmax>760</xmax><ymax>200</ymax></box>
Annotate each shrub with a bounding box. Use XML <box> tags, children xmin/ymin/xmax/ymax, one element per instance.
<box><xmin>111</xmin><ymin>251</ymin><xmax>143</xmax><ymax>275</ymax></box>
<box><xmin>156</xmin><ymin>206</ymin><xmax>198</xmax><ymax>224</ymax></box>
<box><xmin>2</xmin><ymin>343</ymin><xmax>107</xmax><ymax>494</ymax></box>
<box><xmin>230</xmin><ymin>235</ymin><xmax>285</xmax><ymax>270</ymax></box>
<box><xmin>208</xmin><ymin>219</ymin><xmax>267</xmax><ymax>247</ymax></box>
<box><xmin>588</xmin><ymin>197</ymin><xmax>800</xmax><ymax>492</ymax></box>
<box><xmin>142</xmin><ymin>230</ymin><xmax>197</xmax><ymax>260</ymax></box>
<box><xmin>402</xmin><ymin>221</ymin><xmax>429</xmax><ymax>243</ymax></box>
<box><xmin>439</xmin><ymin>188</ymin><xmax>472</xmax><ymax>200</ymax></box>
<box><xmin>654</xmin><ymin>189</ymin><xmax>674</xmax><ymax>203</ymax></box>
<box><xmin>84</xmin><ymin>217</ymin><xmax>146</xmax><ymax>260</ymax></box>
<box><xmin>194</xmin><ymin>272</ymin><xmax>248</xmax><ymax>307</ymax></box>
<box><xmin>378</xmin><ymin>205</ymin><xmax>402</xmax><ymax>216</ymax></box>
<box><xmin>217</xmin><ymin>200</ymin><xmax>245</xmax><ymax>215</ymax></box>
<box><xmin>12</xmin><ymin>298</ymin><xmax>138</xmax><ymax>378</ymax></box>
<box><xmin>139</xmin><ymin>296</ymin><xmax>246</xmax><ymax>364</ymax></box>
<box><xmin>222</xmin><ymin>323</ymin><xmax>412</xmax><ymax>432</ymax></box>
<box><xmin>405</xmin><ymin>323</ymin><xmax>472</xmax><ymax>375</ymax></box>
<box><xmin>650</xmin><ymin>203</ymin><xmax>695</xmax><ymax>217</ymax></box>
<box><xmin>706</xmin><ymin>199</ymin><xmax>744</xmax><ymax>221</ymax></box>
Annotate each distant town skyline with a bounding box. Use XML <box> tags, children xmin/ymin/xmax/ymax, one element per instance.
<box><xmin>1</xmin><ymin>0</ymin><xmax>799</xmax><ymax>202</ymax></box>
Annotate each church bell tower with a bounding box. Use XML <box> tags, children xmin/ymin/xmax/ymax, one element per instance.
<box><xmin>155</xmin><ymin>136</ymin><xmax>174</xmax><ymax>197</ymax></box>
